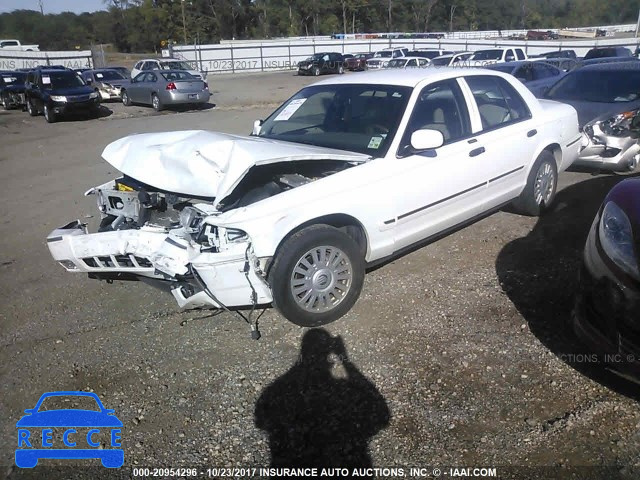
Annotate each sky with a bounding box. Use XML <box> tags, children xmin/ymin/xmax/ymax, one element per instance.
<box><xmin>0</xmin><ymin>0</ymin><xmax>108</xmax><ymax>14</ymax></box>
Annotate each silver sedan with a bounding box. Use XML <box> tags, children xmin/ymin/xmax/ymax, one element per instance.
<box><xmin>120</xmin><ymin>70</ymin><xmax>210</xmax><ymax>111</ymax></box>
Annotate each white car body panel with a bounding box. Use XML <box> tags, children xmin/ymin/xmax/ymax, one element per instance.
<box><xmin>102</xmin><ymin>130</ymin><xmax>368</xmax><ymax>205</ymax></box>
<box><xmin>47</xmin><ymin>68</ymin><xmax>581</xmax><ymax>315</ymax></box>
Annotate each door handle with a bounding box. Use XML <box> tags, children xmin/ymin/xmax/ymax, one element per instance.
<box><xmin>527</xmin><ymin>129</ymin><xmax>537</xmax><ymax>137</ymax></box>
<box><xmin>469</xmin><ymin>147</ymin><xmax>485</xmax><ymax>157</ymax></box>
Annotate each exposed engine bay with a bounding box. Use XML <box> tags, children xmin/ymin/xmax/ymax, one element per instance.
<box><xmin>90</xmin><ymin>160</ymin><xmax>354</xmax><ymax>231</ymax></box>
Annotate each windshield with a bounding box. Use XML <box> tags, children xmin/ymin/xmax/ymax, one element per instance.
<box><xmin>374</xmin><ymin>51</ymin><xmax>392</xmax><ymax>58</ymax></box>
<box><xmin>42</xmin><ymin>71</ymin><xmax>85</xmax><ymax>89</ymax></box>
<box><xmin>257</xmin><ymin>84</ymin><xmax>412</xmax><ymax>157</ymax></box>
<box><xmin>94</xmin><ymin>70</ymin><xmax>125</xmax><ymax>81</ymax></box>
<box><xmin>487</xmin><ymin>64</ymin><xmax>516</xmax><ymax>74</ymax></box>
<box><xmin>387</xmin><ymin>59</ymin><xmax>406</xmax><ymax>68</ymax></box>
<box><xmin>546</xmin><ymin>69</ymin><xmax>640</xmax><ymax>103</ymax></box>
<box><xmin>413</xmin><ymin>51</ymin><xmax>441</xmax><ymax>59</ymax></box>
<box><xmin>161</xmin><ymin>71</ymin><xmax>197</xmax><ymax>81</ymax></box>
<box><xmin>0</xmin><ymin>72</ymin><xmax>26</xmax><ymax>85</ymax></box>
<box><xmin>471</xmin><ymin>50</ymin><xmax>503</xmax><ymax>60</ymax></box>
<box><xmin>431</xmin><ymin>57</ymin><xmax>451</xmax><ymax>66</ymax></box>
<box><xmin>162</xmin><ymin>61</ymin><xmax>193</xmax><ymax>70</ymax></box>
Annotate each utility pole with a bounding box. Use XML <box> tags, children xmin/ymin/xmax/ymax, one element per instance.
<box><xmin>38</xmin><ymin>0</ymin><xmax>44</xmax><ymax>15</ymax></box>
<box><xmin>181</xmin><ymin>0</ymin><xmax>187</xmax><ymax>45</ymax></box>
<box><xmin>636</xmin><ymin>8</ymin><xmax>640</xmax><ymax>38</ymax></box>
<box><xmin>449</xmin><ymin>5</ymin><xmax>457</xmax><ymax>33</ymax></box>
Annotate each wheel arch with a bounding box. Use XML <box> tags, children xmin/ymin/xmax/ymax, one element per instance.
<box><xmin>543</xmin><ymin>142</ymin><xmax>562</xmax><ymax>170</ymax></box>
<box><xmin>268</xmin><ymin>213</ymin><xmax>370</xmax><ymax>274</ymax></box>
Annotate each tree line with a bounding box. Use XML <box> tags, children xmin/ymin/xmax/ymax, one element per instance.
<box><xmin>0</xmin><ymin>0</ymin><xmax>636</xmax><ymax>52</ymax></box>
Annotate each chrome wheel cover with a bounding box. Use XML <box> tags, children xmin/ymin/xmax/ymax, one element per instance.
<box><xmin>534</xmin><ymin>162</ymin><xmax>555</xmax><ymax>206</ymax></box>
<box><xmin>152</xmin><ymin>96</ymin><xmax>159</xmax><ymax>109</ymax></box>
<box><xmin>290</xmin><ymin>245</ymin><xmax>353</xmax><ymax>313</ymax></box>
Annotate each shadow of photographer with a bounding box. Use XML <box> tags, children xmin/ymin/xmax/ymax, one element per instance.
<box><xmin>255</xmin><ymin>328</ymin><xmax>390</xmax><ymax>467</ymax></box>
<box><xmin>496</xmin><ymin>174</ymin><xmax>640</xmax><ymax>400</ymax></box>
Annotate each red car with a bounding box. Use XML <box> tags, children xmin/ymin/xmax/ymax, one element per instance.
<box><xmin>346</xmin><ymin>53</ymin><xmax>373</xmax><ymax>71</ymax></box>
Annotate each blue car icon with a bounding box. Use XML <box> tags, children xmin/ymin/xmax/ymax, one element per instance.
<box><xmin>16</xmin><ymin>391</ymin><xmax>123</xmax><ymax>468</ymax></box>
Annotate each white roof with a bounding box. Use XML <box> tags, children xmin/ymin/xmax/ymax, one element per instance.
<box><xmin>311</xmin><ymin>67</ymin><xmax>512</xmax><ymax>88</ymax></box>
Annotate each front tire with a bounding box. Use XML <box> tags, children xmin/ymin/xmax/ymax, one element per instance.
<box><xmin>313</xmin><ymin>66</ymin><xmax>321</xmax><ymax>76</ymax></box>
<box><xmin>43</xmin><ymin>103</ymin><xmax>56</xmax><ymax>123</ymax></box>
<box><xmin>121</xmin><ymin>90</ymin><xmax>132</xmax><ymax>106</ymax></box>
<box><xmin>269</xmin><ymin>224</ymin><xmax>365</xmax><ymax>327</ymax></box>
<box><xmin>27</xmin><ymin>98</ymin><xmax>37</xmax><ymax>116</ymax></box>
<box><xmin>513</xmin><ymin>150</ymin><xmax>558</xmax><ymax>216</ymax></box>
<box><xmin>2</xmin><ymin>94</ymin><xmax>11</xmax><ymax>110</ymax></box>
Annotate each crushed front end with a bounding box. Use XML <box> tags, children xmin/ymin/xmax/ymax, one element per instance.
<box><xmin>46</xmin><ymin>176</ymin><xmax>273</xmax><ymax>311</ymax></box>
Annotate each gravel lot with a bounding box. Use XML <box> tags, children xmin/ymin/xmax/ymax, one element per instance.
<box><xmin>1</xmin><ymin>70</ymin><xmax>639</xmax><ymax>480</ymax></box>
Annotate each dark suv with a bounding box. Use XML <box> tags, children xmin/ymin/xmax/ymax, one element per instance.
<box><xmin>25</xmin><ymin>67</ymin><xmax>100</xmax><ymax>123</ymax></box>
<box><xmin>297</xmin><ymin>53</ymin><xmax>345</xmax><ymax>76</ymax></box>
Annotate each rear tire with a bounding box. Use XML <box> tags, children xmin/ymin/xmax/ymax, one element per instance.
<box><xmin>43</xmin><ymin>103</ymin><xmax>56</xmax><ymax>123</ymax></box>
<box><xmin>2</xmin><ymin>94</ymin><xmax>11</xmax><ymax>110</ymax></box>
<box><xmin>338</xmin><ymin>65</ymin><xmax>345</xmax><ymax>74</ymax></box>
<box><xmin>151</xmin><ymin>93</ymin><xmax>162</xmax><ymax>111</ymax></box>
<box><xmin>513</xmin><ymin>150</ymin><xmax>558</xmax><ymax>216</ymax></box>
<box><xmin>269</xmin><ymin>224</ymin><xmax>365</xmax><ymax>327</ymax></box>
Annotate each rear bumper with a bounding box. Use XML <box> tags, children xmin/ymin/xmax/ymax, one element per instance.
<box><xmin>164</xmin><ymin>91</ymin><xmax>210</xmax><ymax>105</ymax></box>
<box><xmin>47</xmin><ymin>220</ymin><xmax>273</xmax><ymax>309</ymax></box>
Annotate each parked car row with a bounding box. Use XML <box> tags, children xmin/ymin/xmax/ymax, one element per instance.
<box><xmin>1</xmin><ymin>58</ymin><xmax>212</xmax><ymax>121</ymax></box>
<box><xmin>297</xmin><ymin>45</ymin><xmax>637</xmax><ymax>78</ymax></box>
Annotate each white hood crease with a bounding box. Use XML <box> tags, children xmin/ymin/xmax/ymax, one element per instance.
<box><xmin>101</xmin><ymin>130</ymin><xmax>369</xmax><ymax>208</ymax></box>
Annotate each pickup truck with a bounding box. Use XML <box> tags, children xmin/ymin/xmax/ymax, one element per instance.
<box><xmin>0</xmin><ymin>39</ymin><xmax>40</xmax><ymax>51</ymax></box>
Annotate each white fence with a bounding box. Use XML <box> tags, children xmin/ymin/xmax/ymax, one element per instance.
<box><xmin>0</xmin><ymin>50</ymin><xmax>93</xmax><ymax>70</ymax></box>
<box><xmin>174</xmin><ymin>35</ymin><xmax>640</xmax><ymax>76</ymax></box>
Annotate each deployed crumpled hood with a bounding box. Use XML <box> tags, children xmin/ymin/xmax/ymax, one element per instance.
<box><xmin>101</xmin><ymin>130</ymin><xmax>369</xmax><ymax>207</ymax></box>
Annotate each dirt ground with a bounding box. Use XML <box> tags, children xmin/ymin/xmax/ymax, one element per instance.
<box><xmin>0</xmin><ymin>70</ymin><xmax>639</xmax><ymax>480</ymax></box>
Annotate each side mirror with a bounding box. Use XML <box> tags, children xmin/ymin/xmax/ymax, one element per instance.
<box><xmin>252</xmin><ymin>119</ymin><xmax>263</xmax><ymax>136</ymax></box>
<box><xmin>411</xmin><ymin>129</ymin><xmax>444</xmax><ymax>150</ymax></box>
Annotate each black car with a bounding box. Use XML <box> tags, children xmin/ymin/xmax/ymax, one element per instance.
<box><xmin>297</xmin><ymin>53</ymin><xmax>345</xmax><ymax>76</ymax></box>
<box><xmin>0</xmin><ymin>71</ymin><xmax>27</xmax><ymax>110</ymax></box>
<box><xmin>573</xmin><ymin>176</ymin><xmax>640</xmax><ymax>383</ymax></box>
<box><xmin>25</xmin><ymin>67</ymin><xmax>100</xmax><ymax>123</ymax></box>
<box><xmin>583</xmin><ymin>46</ymin><xmax>633</xmax><ymax>61</ymax></box>
<box><xmin>533</xmin><ymin>49</ymin><xmax>577</xmax><ymax>59</ymax></box>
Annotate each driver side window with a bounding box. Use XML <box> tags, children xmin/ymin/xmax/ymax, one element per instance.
<box><xmin>401</xmin><ymin>79</ymin><xmax>471</xmax><ymax>148</ymax></box>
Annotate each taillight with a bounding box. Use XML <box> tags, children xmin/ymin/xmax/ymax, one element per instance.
<box><xmin>166</xmin><ymin>82</ymin><xmax>176</xmax><ymax>90</ymax></box>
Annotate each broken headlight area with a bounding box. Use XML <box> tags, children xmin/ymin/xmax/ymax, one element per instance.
<box><xmin>193</xmin><ymin>224</ymin><xmax>249</xmax><ymax>252</ymax></box>
<box><xmin>596</xmin><ymin>109</ymin><xmax>640</xmax><ymax>138</ymax></box>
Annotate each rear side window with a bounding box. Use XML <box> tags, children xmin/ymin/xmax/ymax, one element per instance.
<box><xmin>515</xmin><ymin>49</ymin><xmax>526</xmax><ymax>60</ymax></box>
<box><xmin>465</xmin><ymin>76</ymin><xmax>531</xmax><ymax>130</ymax></box>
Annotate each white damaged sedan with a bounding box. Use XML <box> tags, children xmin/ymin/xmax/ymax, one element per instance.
<box><xmin>47</xmin><ymin>69</ymin><xmax>582</xmax><ymax>328</ymax></box>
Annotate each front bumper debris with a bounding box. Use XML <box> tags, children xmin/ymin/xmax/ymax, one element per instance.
<box><xmin>46</xmin><ymin>220</ymin><xmax>273</xmax><ymax>309</ymax></box>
